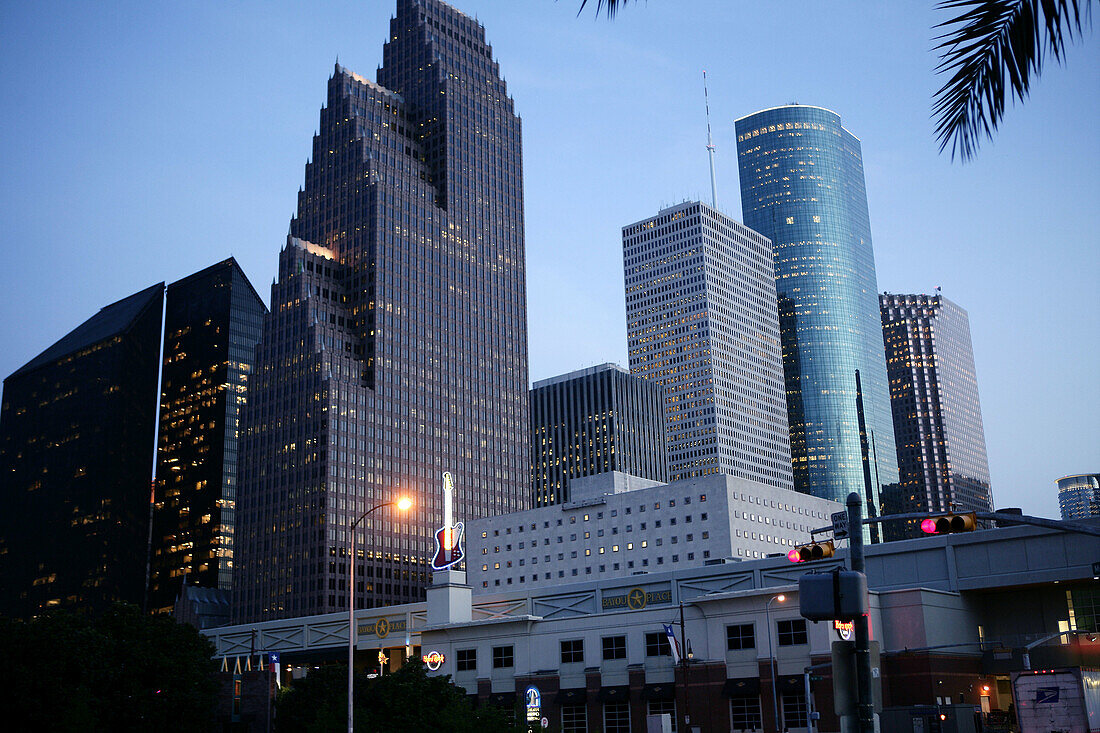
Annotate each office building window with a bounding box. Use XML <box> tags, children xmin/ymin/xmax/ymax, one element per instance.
<box><xmin>562</xmin><ymin>704</ymin><xmax>587</xmax><ymax>733</ymax></box>
<box><xmin>456</xmin><ymin>648</ymin><xmax>476</xmax><ymax>672</ymax></box>
<box><xmin>729</xmin><ymin>695</ymin><xmax>762</xmax><ymax>730</ymax></box>
<box><xmin>602</xmin><ymin>635</ymin><xmax>626</xmax><ymax>660</ymax></box>
<box><xmin>604</xmin><ymin>702</ymin><xmax>630</xmax><ymax>733</ymax></box>
<box><xmin>561</xmin><ymin>639</ymin><xmax>584</xmax><ymax>664</ymax></box>
<box><xmin>782</xmin><ymin>691</ymin><xmax>808</xmax><ymax>728</ymax></box>
<box><xmin>777</xmin><ymin>619</ymin><xmax>808</xmax><ymax>646</ymax></box>
<box><xmin>647</xmin><ymin>701</ymin><xmax>677</xmax><ymax>732</ymax></box>
<box><xmin>726</xmin><ymin>623</ymin><xmax>754</xmax><ymax>650</ymax></box>
<box><xmin>645</xmin><ymin>632</ymin><xmax>672</xmax><ymax>657</ymax></box>
<box><xmin>492</xmin><ymin>645</ymin><xmax>513</xmax><ymax>669</ymax></box>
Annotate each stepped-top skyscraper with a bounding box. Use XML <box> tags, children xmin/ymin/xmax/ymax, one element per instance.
<box><xmin>233</xmin><ymin>0</ymin><xmax>528</xmax><ymax>621</ymax></box>
<box><xmin>623</xmin><ymin>201</ymin><xmax>793</xmax><ymax>489</ymax></box>
<box><xmin>736</xmin><ymin>106</ymin><xmax>898</xmax><ymax>516</ymax></box>
<box><xmin>880</xmin><ymin>293</ymin><xmax>993</xmax><ymax>538</ymax></box>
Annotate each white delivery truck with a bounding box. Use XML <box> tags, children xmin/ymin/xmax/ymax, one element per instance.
<box><xmin>1012</xmin><ymin>668</ymin><xmax>1100</xmax><ymax>733</ymax></box>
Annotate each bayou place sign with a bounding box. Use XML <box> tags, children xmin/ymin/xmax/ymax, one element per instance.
<box><xmin>358</xmin><ymin>617</ymin><xmax>407</xmax><ymax>639</ymax></box>
<box><xmin>601</xmin><ymin>586</ymin><xmax>673</xmax><ymax>611</ymax></box>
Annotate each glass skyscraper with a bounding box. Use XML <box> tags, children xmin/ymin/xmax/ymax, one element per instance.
<box><xmin>530</xmin><ymin>363</ymin><xmax>668</xmax><ymax>506</ymax></box>
<box><xmin>233</xmin><ymin>0</ymin><xmax>528</xmax><ymax>621</ymax></box>
<box><xmin>880</xmin><ymin>293</ymin><xmax>993</xmax><ymax>538</ymax></box>
<box><xmin>0</xmin><ymin>284</ymin><xmax>164</xmax><ymax>618</ymax></box>
<box><xmin>149</xmin><ymin>259</ymin><xmax>266</xmax><ymax>614</ymax></box>
<box><xmin>1058</xmin><ymin>474</ymin><xmax>1100</xmax><ymax>520</ymax></box>
<box><xmin>736</xmin><ymin>106</ymin><xmax>898</xmax><ymax>515</ymax></box>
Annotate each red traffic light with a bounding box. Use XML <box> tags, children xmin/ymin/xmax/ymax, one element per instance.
<box><xmin>788</xmin><ymin>540</ymin><xmax>834</xmax><ymax>562</ymax></box>
<box><xmin>921</xmin><ymin>512</ymin><xmax>977</xmax><ymax>534</ymax></box>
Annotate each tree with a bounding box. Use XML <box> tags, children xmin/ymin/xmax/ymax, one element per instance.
<box><xmin>0</xmin><ymin>604</ymin><xmax>220</xmax><ymax>732</ymax></box>
<box><xmin>275</xmin><ymin>660</ymin><xmax>526</xmax><ymax>733</ymax></box>
<box><xmin>574</xmin><ymin>0</ymin><xmax>1094</xmax><ymax>162</ymax></box>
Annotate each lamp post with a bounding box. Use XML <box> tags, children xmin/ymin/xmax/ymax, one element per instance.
<box><xmin>347</xmin><ymin>496</ymin><xmax>412</xmax><ymax>733</ymax></box>
<box><xmin>765</xmin><ymin>593</ymin><xmax>787</xmax><ymax>733</ymax></box>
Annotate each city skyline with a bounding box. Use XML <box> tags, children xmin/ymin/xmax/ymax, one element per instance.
<box><xmin>1</xmin><ymin>1</ymin><xmax>1096</xmax><ymax>520</ymax></box>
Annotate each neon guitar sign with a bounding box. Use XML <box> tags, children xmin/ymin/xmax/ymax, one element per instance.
<box><xmin>431</xmin><ymin>472</ymin><xmax>465</xmax><ymax>571</ymax></box>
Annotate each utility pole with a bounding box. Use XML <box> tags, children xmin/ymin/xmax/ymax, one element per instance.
<box><xmin>846</xmin><ymin>492</ymin><xmax>875</xmax><ymax>733</ymax></box>
<box><xmin>679</xmin><ymin>600</ymin><xmax>690</xmax><ymax>732</ymax></box>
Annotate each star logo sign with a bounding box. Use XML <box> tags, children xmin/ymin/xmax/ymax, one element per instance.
<box><xmin>374</xmin><ymin>618</ymin><xmax>390</xmax><ymax>639</ymax></box>
<box><xmin>626</xmin><ymin>587</ymin><xmax>647</xmax><ymax>610</ymax></box>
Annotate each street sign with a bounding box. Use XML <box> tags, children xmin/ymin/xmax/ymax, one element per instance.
<box><xmin>831</xmin><ymin>511</ymin><xmax>850</xmax><ymax>540</ymax></box>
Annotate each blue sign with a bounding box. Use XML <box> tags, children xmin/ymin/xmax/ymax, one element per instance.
<box><xmin>1035</xmin><ymin>687</ymin><xmax>1060</xmax><ymax>704</ymax></box>
<box><xmin>525</xmin><ymin>685</ymin><xmax>541</xmax><ymax>722</ymax></box>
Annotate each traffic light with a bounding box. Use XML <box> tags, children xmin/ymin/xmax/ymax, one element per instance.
<box><xmin>787</xmin><ymin>539</ymin><xmax>834</xmax><ymax>563</ymax></box>
<box><xmin>920</xmin><ymin>512</ymin><xmax>977</xmax><ymax>534</ymax></box>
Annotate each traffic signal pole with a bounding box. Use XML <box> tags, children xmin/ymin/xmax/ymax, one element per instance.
<box><xmin>846</xmin><ymin>492</ymin><xmax>875</xmax><ymax>733</ymax></box>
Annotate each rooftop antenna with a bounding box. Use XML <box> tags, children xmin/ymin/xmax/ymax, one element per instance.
<box><xmin>703</xmin><ymin>70</ymin><xmax>718</xmax><ymax>209</ymax></box>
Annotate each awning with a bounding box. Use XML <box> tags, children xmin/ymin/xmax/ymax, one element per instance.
<box><xmin>641</xmin><ymin>682</ymin><xmax>676</xmax><ymax>701</ymax></box>
<box><xmin>557</xmin><ymin>688</ymin><xmax>588</xmax><ymax>704</ymax></box>
<box><xmin>778</xmin><ymin>674</ymin><xmax>805</xmax><ymax>693</ymax></box>
<box><xmin>597</xmin><ymin>685</ymin><xmax>631</xmax><ymax>702</ymax></box>
<box><xmin>723</xmin><ymin>677</ymin><xmax>761</xmax><ymax>696</ymax></box>
<box><xmin>486</xmin><ymin>691</ymin><xmax>516</xmax><ymax>707</ymax></box>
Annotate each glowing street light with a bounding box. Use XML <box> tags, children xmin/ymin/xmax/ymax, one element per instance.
<box><xmin>348</xmin><ymin>496</ymin><xmax>412</xmax><ymax>733</ymax></box>
<box><xmin>765</xmin><ymin>593</ymin><xmax>787</xmax><ymax>732</ymax></box>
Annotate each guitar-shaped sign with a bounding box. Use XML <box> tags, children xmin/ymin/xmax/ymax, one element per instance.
<box><xmin>431</xmin><ymin>471</ymin><xmax>465</xmax><ymax>571</ymax></box>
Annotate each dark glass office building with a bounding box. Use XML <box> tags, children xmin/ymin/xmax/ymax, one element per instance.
<box><xmin>233</xmin><ymin>0</ymin><xmax>528</xmax><ymax>621</ymax></box>
<box><xmin>531</xmin><ymin>364</ymin><xmax>668</xmax><ymax>506</ymax></box>
<box><xmin>736</xmin><ymin>106</ymin><xmax>899</xmax><ymax>517</ymax></box>
<box><xmin>0</xmin><ymin>284</ymin><xmax>164</xmax><ymax>618</ymax></box>
<box><xmin>1057</xmin><ymin>474</ymin><xmax>1100</xmax><ymax>520</ymax></box>
<box><xmin>880</xmin><ymin>293</ymin><xmax>993</xmax><ymax>539</ymax></box>
<box><xmin>149</xmin><ymin>259</ymin><xmax>266</xmax><ymax>614</ymax></box>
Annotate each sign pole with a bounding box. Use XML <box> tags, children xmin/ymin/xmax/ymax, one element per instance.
<box><xmin>846</xmin><ymin>492</ymin><xmax>875</xmax><ymax>733</ymax></box>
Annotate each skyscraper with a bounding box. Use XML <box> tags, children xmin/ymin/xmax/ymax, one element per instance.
<box><xmin>233</xmin><ymin>0</ymin><xmax>528</xmax><ymax>621</ymax></box>
<box><xmin>530</xmin><ymin>363</ymin><xmax>668</xmax><ymax>506</ymax></box>
<box><xmin>880</xmin><ymin>293</ymin><xmax>993</xmax><ymax>538</ymax></box>
<box><xmin>149</xmin><ymin>259</ymin><xmax>266</xmax><ymax>614</ymax></box>
<box><xmin>0</xmin><ymin>284</ymin><xmax>164</xmax><ymax>618</ymax></box>
<box><xmin>623</xmin><ymin>201</ymin><xmax>792</xmax><ymax>489</ymax></box>
<box><xmin>1058</xmin><ymin>474</ymin><xmax>1100</xmax><ymax>520</ymax></box>
<box><xmin>736</xmin><ymin>106</ymin><xmax>898</xmax><ymax>516</ymax></box>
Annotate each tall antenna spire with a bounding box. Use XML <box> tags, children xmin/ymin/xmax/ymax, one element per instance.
<box><xmin>703</xmin><ymin>70</ymin><xmax>718</xmax><ymax>209</ymax></box>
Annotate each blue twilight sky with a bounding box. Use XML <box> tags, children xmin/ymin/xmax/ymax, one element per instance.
<box><xmin>1</xmin><ymin>1</ymin><xmax>1097</xmax><ymax>519</ymax></box>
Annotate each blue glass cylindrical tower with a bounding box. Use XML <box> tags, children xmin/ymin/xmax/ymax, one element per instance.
<box><xmin>736</xmin><ymin>105</ymin><xmax>898</xmax><ymax>512</ymax></box>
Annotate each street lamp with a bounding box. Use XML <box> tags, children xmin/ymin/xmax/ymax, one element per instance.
<box><xmin>348</xmin><ymin>496</ymin><xmax>412</xmax><ymax>733</ymax></box>
<box><xmin>765</xmin><ymin>593</ymin><xmax>787</xmax><ymax>733</ymax></box>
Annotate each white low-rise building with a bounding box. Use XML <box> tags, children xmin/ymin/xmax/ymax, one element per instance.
<box><xmin>467</xmin><ymin>472</ymin><xmax>841</xmax><ymax>591</ymax></box>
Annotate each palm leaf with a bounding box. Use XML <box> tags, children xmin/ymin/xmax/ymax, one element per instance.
<box><xmin>575</xmin><ymin>0</ymin><xmax>634</xmax><ymax>18</ymax></box>
<box><xmin>932</xmin><ymin>0</ymin><xmax>1091</xmax><ymax>161</ymax></box>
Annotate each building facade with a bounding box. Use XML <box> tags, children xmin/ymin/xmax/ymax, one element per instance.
<box><xmin>0</xmin><ymin>284</ymin><xmax>164</xmax><ymax>618</ymax></box>
<box><xmin>736</xmin><ymin>106</ymin><xmax>899</xmax><ymax>521</ymax></box>
<box><xmin>531</xmin><ymin>364</ymin><xmax>668</xmax><ymax>506</ymax></box>
<box><xmin>1058</xmin><ymin>473</ymin><xmax>1100</xmax><ymax>520</ymax></box>
<box><xmin>205</xmin><ymin>522</ymin><xmax>1100</xmax><ymax>733</ymax></box>
<box><xmin>879</xmin><ymin>293</ymin><xmax>993</xmax><ymax>539</ymax></box>
<box><xmin>623</xmin><ymin>201</ymin><xmax>792</xmax><ymax>490</ymax></box>
<box><xmin>469</xmin><ymin>471</ymin><xmax>838</xmax><ymax>592</ymax></box>
<box><xmin>233</xmin><ymin>0</ymin><xmax>529</xmax><ymax>622</ymax></box>
<box><xmin>149</xmin><ymin>259</ymin><xmax>267</xmax><ymax>614</ymax></box>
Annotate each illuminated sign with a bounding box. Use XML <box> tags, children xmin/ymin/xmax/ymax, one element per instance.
<box><xmin>834</xmin><ymin>619</ymin><xmax>854</xmax><ymax>641</ymax></box>
<box><xmin>431</xmin><ymin>472</ymin><xmax>466</xmax><ymax>571</ymax></box>
<box><xmin>601</xmin><ymin>587</ymin><xmax>672</xmax><ymax>611</ymax></box>
<box><xmin>422</xmin><ymin>650</ymin><xmax>445</xmax><ymax>671</ymax></box>
<box><xmin>358</xmin><ymin>617</ymin><xmax>407</xmax><ymax>639</ymax></box>
<box><xmin>525</xmin><ymin>686</ymin><xmax>541</xmax><ymax>723</ymax></box>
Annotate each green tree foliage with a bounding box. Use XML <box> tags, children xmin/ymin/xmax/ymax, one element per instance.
<box><xmin>0</xmin><ymin>604</ymin><xmax>219</xmax><ymax>732</ymax></box>
<box><xmin>275</xmin><ymin>660</ymin><xmax>526</xmax><ymax>733</ymax></box>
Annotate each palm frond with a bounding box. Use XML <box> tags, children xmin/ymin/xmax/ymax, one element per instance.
<box><xmin>576</xmin><ymin>0</ymin><xmax>633</xmax><ymax>19</ymax></box>
<box><xmin>932</xmin><ymin>0</ymin><xmax>1091</xmax><ymax>161</ymax></box>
